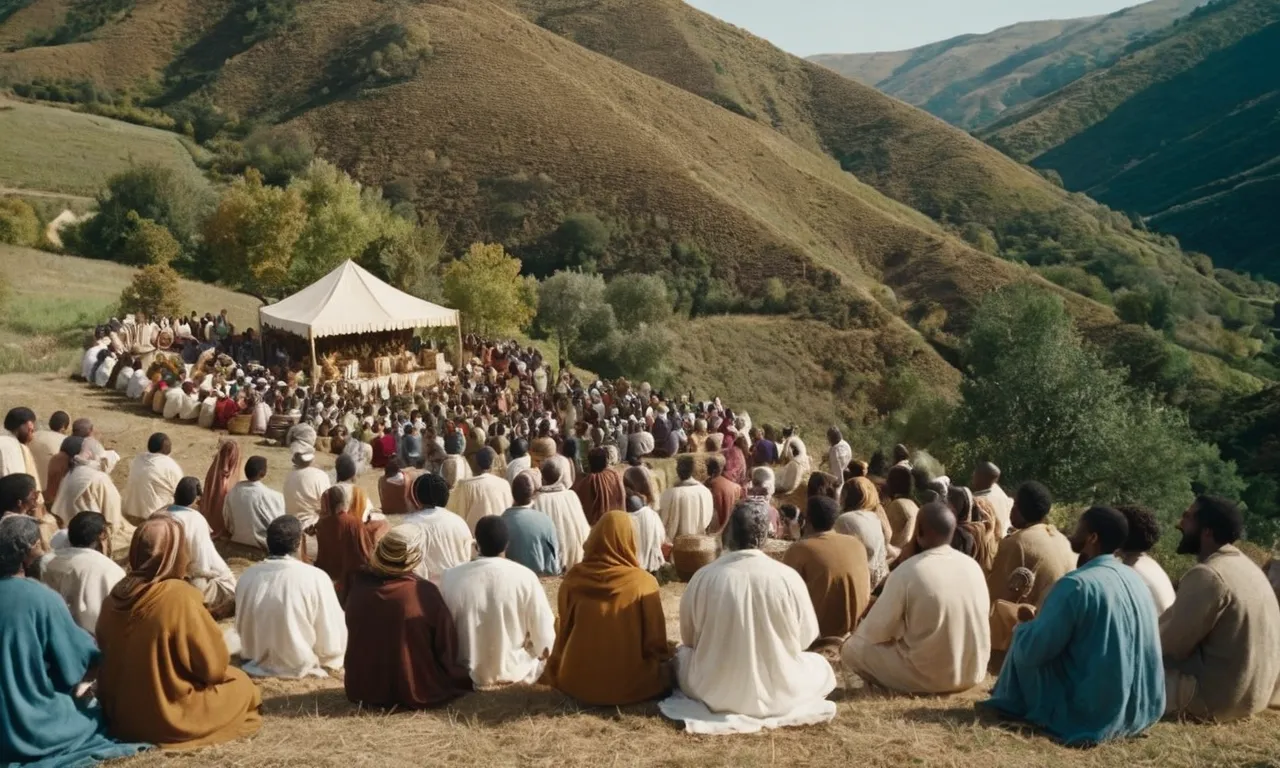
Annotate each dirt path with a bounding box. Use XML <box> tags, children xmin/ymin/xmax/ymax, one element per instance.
<box><xmin>0</xmin><ymin>185</ymin><xmax>95</xmax><ymax>202</ymax></box>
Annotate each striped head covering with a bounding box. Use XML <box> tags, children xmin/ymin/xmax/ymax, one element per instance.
<box><xmin>368</xmin><ymin>524</ymin><xmax>426</xmax><ymax>579</ymax></box>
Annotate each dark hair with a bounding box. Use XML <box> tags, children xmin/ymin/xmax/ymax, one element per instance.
<box><xmin>1015</xmin><ymin>481</ymin><xmax>1053</xmax><ymax>524</ymax></box>
<box><xmin>60</xmin><ymin>436</ymin><xmax>84</xmax><ymax>457</ymax></box>
<box><xmin>384</xmin><ymin>456</ymin><xmax>401</xmax><ymax>477</ymax></box>
<box><xmin>588</xmin><ymin>448</ymin><xmax>608</xmax><ymax>473</ymax></box>
<box><xmin>476</xmin><ymin>447</ymin><xmax>496</xmax><ymax>472</ymax></box>
<box><xmin>1192</xmin><ymin>495</ymin><xmax>1244</xmax><ymax>546</ymax></box>
<box><xmin>510</xmin><ymin>438</ymin><xmax>529</xmax><ymax>458</ymax></box>
<box><xmin>0</xmin><ymin>473</ymin><xmax>37</xmax><ymax>513</ymax></box>
<box><xmin>49</xmin><ymin>411</ymin><xmax>71</xmax><ymax>432</ymax></box>
<box><xmin>245</xmin><ymin>456</ymin><xmax>268</xmax><ymax>481</ymax></box>
<box><xmin>475</xmin><ymin>515</ymin><xmax>509</xmax><ymax>558</ymax></box>
<box><xmin>540</xmin><ymin>460</ymin><xmax>563</xmax><ymax>486</ymax></box>
<box><xmin>68</xmin><ymin>511</ymin><xmax>108</xmax><ymax>548</ymax></box>
<box><xmin>4</xmin><ymin>407</ymin><xmax>35</xmax><ymax>432</ymax></box>
<box><xmin>413</xmin><ymin>472</ymin><xmax>450</xmax><ymax>509</ymax></box>
<box><xmin>147</xmin><ymin>432</ymin><xmax>168</xmax><ymax>454</ymax></box>
<box><xmin>706</xmin><ymin>457</ymin><xmax>723</xmax><ymax>478</ymax></box>
<box><xmin>780</xmin><ymin>504</ymin><xmax>800</xmax><ymax>521</ymax></box>
<box><xmin>174</xmin><ymin>477</ymin><xmax>202</xmax><ymax>507</ymax></box>
<box><xmin>868</xmin><ymin>450</ymin><xmax>888</xmax><ymax>478</ymax></box>
<box><xmin>807</xmin><ymin>472</ymin><xmax>839</xmax><ymax>500</ymax></box>
<box><xmin>806</xmin><ymin>496</ymin><xmax>839</xmax><ymax>532</ymax></box>
<box><xmin>335</xmin><ymin>454</ymin><xmax>356</xmax><ymax>482</ymax></box>
<box><xmin>676</xmin><ymin>455</ymin><xmax>695</xmax><ymax>481</ymax></box>
<box><xmin>1116</xmin><ymin>505</ymin><xmax>1162</xmax><ymax>553</ymax></box>
<box><xmin>512</xmin><ymin>473</ymin><xmax>535</xmax><ymax>505</ymax></box>
<box><xmin>266</xmin><ymin>516</ymin><xmax>303</xmax><ymax>557</ymax></box>
<box><xmin>1082</xmin><ymin>506</ymin><xmax>1130</xmax><ymax>554</ymax></box>
<box><xmin>886</xmin><ymin>465</ymin><xmax>913</xmax><ymax>499</ymax></box>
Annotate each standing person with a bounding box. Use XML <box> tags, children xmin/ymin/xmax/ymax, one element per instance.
<box><xmin>441</xmin><ymin>516</ymin><xmax>556</xmax><ymax>688</ymax></box>
<box><xmin>451</xmin><ymin>448</ymin><xmax>514</xmax><ymax>533</ymax></box>
<box><xmin>370</xmin><ymin>420</ymin><xmax>397</xmax><ymax>469</ymax></box>
<box><xmin>236</xmin><ymin>516</ymin><xmax>347</xmax><ymax>679</ymax></box>
<box><xmin>543</xmin><ymin>511</ymin><xmax>671</xmax><ymax>706</ymax></box>
<box><xmin>1161</xmin><ymin>496</ymin><xmax>1280</xmax><ymax>722</ymax></box>
<box><xmin>985</xmin><ymin>507</ymin><xmax>1164</xmax><ymax>745</ymax></box>
<box><xmin>96</xmin><ymin>516</ymin><xmax>262</xmax><ymax>749</ymax></box>
<box><xmin>40</xmin><ymin>511</ymin><xmax>126</xmax><ymax>636</ymax></box>
<box><xmin>122</xmin><ymin>433</ymin><xmax>185</xmax><ymax>524</ymax></box>
<box><xmin>971</xmin><ymin>461</ymin><xmax>1013</xmax><ymax>538</ymax></box>
<box><xmin>573</xmin><ymin>448</ymin><xmax>626</xmax><ymax>527</ymax></box>
<box><xmin>502</xmin><ymin>474</ymin><xmax>561</xmax><ymax>576</ymax></box>
<box><xmin>504</xmin><ymin>438</ymin><xmax>532</xmax><ymax>484</ymax></box>
<box><xmin>659</xmin><ymin>456</ymin><xmax>714</xmax><ymax>541</ymax></box>
<box><xmin>28</xmin><ymin>410</ymin><xmax>70</xmax><ymax>491</ymax></box>
<box><xmin>782</xmin><ymin>496</ymin><xmax>871</xmax><ymax>642</ymax></box>
<box><xmin>223</xmin><ymin>456</ymin><xmax>286</xmax><ymax>552</ymax></box>
<box><xmin>0</xmin><ymin>516</ymin><xmax>148</xmax><ymax>767</ymax></box>
<box><xmin>704</xmin><ymin>457</ymin><xmax>743</xmax><ymax>533</ymax></box>
<box><xmin>1115</xmin><ymin>505</ymin><xmax>1176</xmax><ymax>614</ymax></box>
<box><xmin>403</xmin><ymin>474</ymin><xmax>475</xmax><ymax>582</ymax></box>
<box><xmin>201</xmin><ymin>439</ymin><xmax>241</xmax><ymax>539</ymax></box>
<box><xmin>843</xmin><ymin>503</ymin><xmax>990</xmax><ymax>695</ymax></box>
<box><xmin>826</xmin><ymin>427</ymin><xmax>852</xmax><ymax>481</ymax></box>
<box><xmin>533</xmin><ymin>461</ymin><xmax>590</xmax><ymax>571</ymax></box>
<box><xmin>986</xmin><ymin>481</ymin><xmax>1076</xmax><ymax>608</ymax></box>
<box><xmin>343</xmin><ymin>525</ymin><xmax>474</xmax><ymax>709</ymax></box>
<box><xmin>52</xmin><ymin>441</ymin><xmax>133</xmax><ymax>556</ymax></box>
<box><xmin>161</xmin><ymin>477</ymin><xmax>237</xmax><ymax>619</ymax></box>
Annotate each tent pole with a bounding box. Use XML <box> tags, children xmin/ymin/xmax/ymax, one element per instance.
<box><xmin>308</xmin><ymin>328</ymin><xmax>319</xmax><ymax>385</ymax></box>
<box><xmin>455</xmin><ymin>321</ymin><xmax>463</xmax><ymax>373</ymax></box>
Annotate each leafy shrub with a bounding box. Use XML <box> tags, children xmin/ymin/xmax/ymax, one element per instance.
<box><xmin>0</xmin><ymin>198</ymin><xmax>41</xmax><ymax>247</ymax></box>
<box><xmin>444</xmin><ymin>243</ymin><xmax>536</xmax><ymax>336</ymax></box>
<box><xmin>604</xmin><ymin>273</ymin><xmax>672</xmax><ymax>330</ymax></box>
<box><xmin>213</xmin><ymin>126</ymin><xmax>315</xmax><ymax>185</ymax></box>
<box><xmin>122</xmin><ymin>214</ymin><xmax>181</xmax><ymax>266</ymax></box>
<box><xmin>1037</xmin><ymin>264</ymin><xmax>1112</xmax><ymax>304</ymax></box>
<box><xmin>76</xmin><ymin>165</ymin><xmax>210</xmax><ymax>264</ymax></box>
<box><xmin>119</xmin><ymin>264</ymin><xmax>183</xmax><ymax>319</ymax></box>
<box><xmin>27</xmin><ymin>0</ymin><xmax>135</xmax><ymax>46</ymax></box>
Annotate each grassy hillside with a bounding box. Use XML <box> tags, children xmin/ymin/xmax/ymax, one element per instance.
<box><xmin>0</xmin><ymin>96</ymin><xmax>207</xmax><ymax>195</ymax></box>
<box><xmin>809</xmin><ymin>0</ymin><xmax>1204</xmax><ymax>130</ymax></box>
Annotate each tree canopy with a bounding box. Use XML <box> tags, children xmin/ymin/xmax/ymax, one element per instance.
<box><xmin>443</xmin><ymin>243</ymin><xmax>536</xmax><ymax>337</ymax></box>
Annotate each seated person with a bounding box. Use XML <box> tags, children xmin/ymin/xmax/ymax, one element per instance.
<box><xmin>661</xmin><ymin>502</ymin><xmax>836</xmax><ymax>732</ymax></box>
<box><xmin>1115</xmin><ymin>504</ymin><xmax>1176</xmax><ymax>613</ymax></box>
<box><xmin>96</xmin><ymin>516</ymin><xmax>262</xmax><ymax>749</ymax></box>
<box><xmin>986</xmin><ymin>482</ymin><xmax>1076</xmax><ymax>609</ymax></box>
<box><xmin>1161</xmin><ymin>496</ymin><xmax>1280</xmax><ymax>722</ymax></box>
<box><xmin>441</xmin><ymin>516</ymin><xmax>556</xmax><ymax>688</ymax></box>
<box><xmin>314</xmin><ymin>485</ymin><xmax>381</xmax><ymax>604</ymax></box>
<box><xmin>501</xmin><ymin>473</ymin><xmax>561</xmax><ymax>576</ymax></box>
<box><xmin>404</xmin><ymin>473</ymin><xmax>474</xmax><ymax>582</ymax></box>
<box><xmin>236</xmin><ymin>517</ymin><xmax>346</xmax><ymax>679</ymax></box>
<box><xmin>984</xmin><ymin>506</ymin><xmax>1164</xmax><ymax>745</ymax></box>
<box><xmin>343</xmin><ymin>525</ymin><xmax>473</xmax><ymax>709</ymax></box>
<box><xmin>842</xmin><ymin>502</ymin><xmax>989</xmax><ymax>694</ymax></box>
<box><xmin>657</xmin><ymin>455</ymin><xmax>714</xmax><ymax>542</ymax></box>
<box><xmin>543</xmin><ymin>511</ymin><xmax>670</xmax><ymax>706</ymax></box>
<box><xmin>41</xmin><ymin>511</ymin><xmax>126</xmax><ymax>636</ymax></box>
<box><xmin>626</xmin><ymin>494</ymin><xmax>667</xmax><ymax>574</ymax></box>
<box><xmin>782</xmin><ymin>496</ymin><xmax>871</xmax><ymax>643</ymax></box>
<box><xmin>532</xmin><ymin>461</ymin><xmax>590</xmax><ymax>571</ymax></box>
<box><xmin>451</xmin><ymin>448</ymin><xmax>514</xmax><ymax>533</ymax></box>
<box><xmin>0</xmin><ymin>516</ymin><xmax>147</xmax><ymax>766</ymax></box>
<box><xmin>377</xmin><ymin>457</ymin><xmax>413</xmax><ymax>517</ymax></box>
<box><xmin>224</xmin><ymin>456</ymin><xmax>286</xmax><ymax>551</ymax></box>
<box><xmin>162</xmin><ymin>477</ymin><xmax>237</xmax><ymax>619</ymax></box>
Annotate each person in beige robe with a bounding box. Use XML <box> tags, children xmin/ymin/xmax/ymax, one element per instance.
<box><xmin>0</xmin><ymin>408</ymin><xmax>43</xmax><ymax>508</ymax></box>
<box><xmin>451</xmin><ymin>449</ymin><xmax>514</xmax><ymax>533</ymax></box>
<box><xmin>533</xmin><ymin>461</ymin><xmax>590</xmax><ymax>571</ymax></box>
<box><xmin>121</xmin><ymin>434</ymin><xmax>185</xmax><ymax>524</ymax></box>
<box><xmin>843</xmin><ymin>502</ymin><xmax>990</xmax><ymax>694</ymax></box>
<box><xmin>28</xmin><ymin>411</ymin><xmax>70</xmax><ymax>492</ymax></box>
<box><xmin>986</xmin><ymin>481</ymin><xmax>1075</xmax><ymax>608</ymax></box>
<box><xmin>40</xmin><ymin>510</ymin><xmax>126</xmax><ymax>636</ymax></box>
<box><xmin>658</xmin><ymin>456</ymin><xmax>714</xmax><ymax>542</ymax></box>
<box><xmin>51</xmin><ymin>442</ymin><xmax>134</xmax><ymax>558</ymax></box>
<box><xmin>1161</xmin><ymin>496</ymin><xmax>1280</xmax><ymax>721</ymax></box>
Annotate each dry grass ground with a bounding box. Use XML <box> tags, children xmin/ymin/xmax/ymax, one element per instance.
<box><xmin>3</xmin><ymin>372</ymin><xmax>1280</xmax><ymax>767</ymax></box>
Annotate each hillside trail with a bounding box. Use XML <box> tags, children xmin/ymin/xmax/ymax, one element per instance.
<box><xmin>0</xmin><ymin>185</ymin><xmax>94</xmax><ymax>202</ymax></box>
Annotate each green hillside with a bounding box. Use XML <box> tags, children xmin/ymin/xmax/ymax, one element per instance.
<box><xmin>808</xmin><ymin>0</ymin><xmax>1204</xmax><ymax>129</ymax></box>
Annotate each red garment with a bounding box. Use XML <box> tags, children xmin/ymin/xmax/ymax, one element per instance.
<box><xmin>722</xmin><ymin>445</ymin><xmax>748</xmax><ymax>486</ymax></box>
<box><xmin>370</xmin><ymin>434</ymin><xmax>396</xmax><ymax>469</ymax></box>
<box><xmin>213</xmin><ymin>398</ymin><xmax>240</xmax><ymax>430</ymax></box>
<box><xmin>706</xmin><ymin>475</ymin><xmax>744</xmax><ymax>531</ymax></box>
<box><xmin>314</xmin><ymin>489</ymin><xmax>381</xmax><ymax>603</ymax></box>
<box><xmin>573</xmin><ymin>469</ymin><xmax>626</xmax><ymax>527</ymax></box>
<box><xmin>343</xmin><ymin>571</ymin><xmax>473</xmax><ymax>709</ymax></box>
<box><xmin>201</xmin><ymin>440</ymin><xmax>241</xmax><ymax>539</ymax></box>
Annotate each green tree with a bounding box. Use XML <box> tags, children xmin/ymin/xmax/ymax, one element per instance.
<box><xmin>119</xmin><ymin>264</ymin><xmax>184</xmax><ymax>319</ymax></box>
<box><xmin>204</xmin><ymin>168</ymin><xmax>308</xmax><ymax>300</ymax></box>
<box><xmin>79</xmin><ymin>165</ymin><xmax>209</xmax><ymax>264</ymax></box>
<box><xmin>554</xmin><ymin>213</ymin><xmax>609</xmax><ymax>271</ymax></box>
<box><xmin>537</xmin><ymin>270</ymin><xmax>613</xmax><ymax>365</ymax></box>
<box><xmin>443</xmin><ymin>243</ymin><xmax>536</xmax><ymax>336</ymax></box>
<box><xmin>288</xmin><ymin>160</ymin><xmax>378</xmax><ymax>288</ymax></box>
<box><xmin>604</xmin><ymin>273</ymin><xmax>672</xmax><ymax>330</ymax></box>
<box><xmin>360</xmin><ymin>211</ymin><xmax>444</xmax><ymax>302</ymax></box>
<box><xmin>122</xmin><ymin>213</ymin><xmax>181</xmax><ymax>266</ymax></box>
<box><xmin>0</xmin><ymin>198</ymin><xmax>40</xmax><ymax>247</ymax></box>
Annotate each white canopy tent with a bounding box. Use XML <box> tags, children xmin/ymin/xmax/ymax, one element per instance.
<box><xmin>259</xmin><ymin>260</ymin><xmax>460</xmax><ymax>379</ymax></box>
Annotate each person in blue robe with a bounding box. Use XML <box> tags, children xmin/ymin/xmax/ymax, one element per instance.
<box><xmin>0</xmin><ymin>515</ymin><xmax>149</xmax><ymax>768</ymax></box>
<box><xmin>984</xmin><ymin>505</ymin><xmax>1165</xmax><ymax>746</ymax></box>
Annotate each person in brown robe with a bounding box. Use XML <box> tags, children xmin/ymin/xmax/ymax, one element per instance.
<box><xmin>200</xmin><ymin>439</ymin><xmax>240</xmax><ymax>539</ymax></box>
<box><xmin>705</xmin><ymin>457</ymin><xmax>744</xmax><ymax>533</ymax></box>
<box><xmin>343</xmin><ymin>525</ymin><xmax>473</xmax><ymax>709</ymax></box>
<box><xmin>313</xmin><ymin>485</ymin><xmax>378</xmax><ymax>604</ymax></box>
<box><xmin>542</xmin><ymin>511</ymin><xmax>671</xmax><ymax>705</ymax></box>
<box><xmin>96</xmin><ymin>516</ymin><xmax>262</xmax><ymax>749</ymax></box>
<box><xmin>782</xmin><ymin>496</ymin><xmax>871</xmax><ymax>643</ymax></box>
<box><xmin>573</xmin><ymin>448</ymin><xmax>625</xmax><ymax>527</ymax></box>
<box><xmin>377</xmin><ymin>458</ymin><xmax>416</xmax><ymax>517</ymax></box>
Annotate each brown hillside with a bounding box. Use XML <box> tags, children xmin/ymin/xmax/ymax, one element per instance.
<box><xmin>0</xmin><ymin>0</ymin><xmax>68</xmax><ymax>49</ymax></box>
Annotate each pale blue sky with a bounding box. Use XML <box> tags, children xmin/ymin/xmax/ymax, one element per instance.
<box><xmin>684</xmin><ymin>0</ymin><xmax>1147</xmax><ymax>55</ymax></box>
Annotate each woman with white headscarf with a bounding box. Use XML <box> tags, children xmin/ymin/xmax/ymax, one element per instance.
<box><xmin>774</xmin><ymin>436</ymin><xmax>811</xmax><ymax>496</ymax></box>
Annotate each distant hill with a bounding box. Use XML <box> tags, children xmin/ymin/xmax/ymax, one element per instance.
<box><xmin>808</xmin><ymin>0</ymin><xmax>1204</xmax><ymax>129</ymax></box>
<box><xmin>982</xmin><ymin>0</ymin><xmax>1280</xmax><ymax>278</ymax></box>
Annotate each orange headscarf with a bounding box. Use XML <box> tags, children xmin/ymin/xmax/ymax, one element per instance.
<box><xmin>201</xmin><ymin>439</ymin><xmax>240</xmax><ymax>538</ymax></box>
<box><xmin>563</xmin><ymin>510</ymin><xmax>644</xmax><ymax>597</ymax></box>
<box><xmin>110</xmin><ymin>515</ymin><xmax>190</xmax><ymax>609</ymax></box>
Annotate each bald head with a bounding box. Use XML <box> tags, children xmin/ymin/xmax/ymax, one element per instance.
<box><xmin>916</xmin><ymin>501</ymin><xmax>957</xmax><ymax>551</ymax></box>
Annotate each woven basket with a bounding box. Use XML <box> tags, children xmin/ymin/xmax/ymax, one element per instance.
<box><xmin>373</xmin><ymin>356</ymin><xmax>393</xmax><ymax>376</ymax></box>
<box><xmin>226</xmin><ymin>414</ymin><xmax>252</xmax><ymax>435</ymax></box>
<box><xmin>672</xmin><ymin>534</ymin><xmax>718</xmax><ymax>582</ymax></box>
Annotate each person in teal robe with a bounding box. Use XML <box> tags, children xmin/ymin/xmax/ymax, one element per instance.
<box><xmin>502</xmin><ymin>474</ymin><xmax>561</xmax><ymax>577</ymax></box>
<box><xmin>0</xmin><ymin>515</ymin><xmax>149</xmax><ymax>767</ymax></box>
<box><xmin>984</xmin><ymin>506</ymin><xmax>1165</xmax><ymax>746</ymax></box>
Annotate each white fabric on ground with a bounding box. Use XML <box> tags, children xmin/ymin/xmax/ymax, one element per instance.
<box><xmin>659</xmin><ymin>689</ymin><xmax>837</xmax><ymax>735</ymax></box>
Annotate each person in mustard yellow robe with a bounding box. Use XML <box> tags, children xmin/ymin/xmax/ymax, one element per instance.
<box><xmin>542</xmin><ymin>510</ymin><xmax>671</xmax><ymax>705</ymax></box>
<box><xmin>96</xmin><ymin>516</ymin><xmax>262</xmax><ymax>749</ymax></box>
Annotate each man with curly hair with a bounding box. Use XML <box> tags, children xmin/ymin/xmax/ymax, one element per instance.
<box><xmin>1115</xmin><ymin>505</ymin><xmax>1176</xmax><ymax>613</ymax></box>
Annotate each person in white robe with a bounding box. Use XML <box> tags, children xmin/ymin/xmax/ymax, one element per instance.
<box><xmin>162</xmin><ymin>383</ymin><xmax>189</xmax><ymax>420</ymax></box>
<box><xmin>661</xmin><ymin>500</ymin><xmax>837</xmax><ymax>734</ymax></box>
<box><xmin>658</xmin><ymin>457</ymin><xmax>714</xmax><ymax>543</ymax></box>
<box><xmin>504</xmin><ymin>439</ymin><xmax>532</xmax><ymax>484</ymax></box>
<box><xmin>28</xmin><ymin>412</ymin><xmax>69</xmax><ymax>492</ymax></box>
<box><xmin>826</xmin><ymin>427</ymin><xmax>852</xmax><ymax>480</ymax></box>
<box><xmin>162</xmin><ymin>478</ymin><xmax>237</xmax><ymax>617</ymax></box>
<box><xmin>236</xmin><ymin>516</ymin><xmax>346</xmax><ymax>678</ymax></box>
<box><xmin>1116</xmin><ymin>504</ymin><xmax>1177</xmax><ymax>614</ymax></box>
<box><xmin>441</xmin><ymin>450</ymin><xmax>472</xmax><ymax>491</ymax></box>
<box><xmin>114</xmin><ymin>363</ymin><xmax>134</xmax><ymax>393</ymax></box>
<box><xmin>842</xmin><ymin>502</ymin><xmax>990</xmax><ymax>695</ymax></box>
<box><xmin>250</xmin><ymin>396</ymin><xmax>272</xmax><ymax>435</ymax></box>
<box><xmin>81</xmin><ymin>337</ymin><xmax>109</xmax><ymax>381</ymax></box>
<box><xmin>51</xmin><ymin>441</ymin><xmax>133</xmax><ymax>557</ymax></box>
<box><xmin>40</xmin><ymin>511</ymin><xmax>125</xmax><ymax>636</ymax></box>
<box><xmin>225</xmin><ymin>456</ymin><xmax>287</xmax><ymax>551</ymax></box>
<box><xmin>0</xmin><ymin>409</ymin><xmax>41</xmax><ymax>502</ymax></box>
<box><xmin>440</xmin><ymin>516</ymin><xmax>555</xmax><ymax>688</ymax></box>
<box><xmin>197</xmin><ymin>392</ymin><xmax>217</xmax><ymax>428</ymax></box>
<box><xmin>775</xmin><ymin>437</ymin><xmax>811</xmax><ymax>496</ymax></box>
<box><xmin>126</xmin><ymin>368</ymin><xmax>150</xmax><ymax>401</ymax></box>
<box><xmin>403</xmin><ymin>473</ymin><xmax>474</xmax><ymax>581</ymax></box>
<box><xmin>91</xmin><ymin>350</ymin><xmax>117</xmax><ymax>388</ymax></box>
<box><xmin>282</xmin><ymin>451</ymin><xmax>331</xmax><ymax>532</ymax></box>
<box><xmin>532</xmin><ymin>461</ymin><xmax>590</xmax><ymax>571</ymax></box>
<box><xmin>121</xmin><ymin>433</ymin><xmax>184</xmax><ymax>524</ymax></box>
<box><xmin>451</xmin><ymin>448</ymin><xmax>514</xmax><ymax>533</ymax></box>
<box><xmin>627</xmin><ymin>494</ymin><xmax>667</xmax><ymax>573</ymax></box>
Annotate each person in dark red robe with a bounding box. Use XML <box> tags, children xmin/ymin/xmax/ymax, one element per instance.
<box><xmin>343</xmin><ymin>525</ymin><xmax>472</xmax><ymax>709</ymax></box>
<box><xmin>705</xmin><ymin>456</ymin><xmax>744</xmax><ymax>532</ymax></box>
<box><xmin>370</xmin><ymin>421</ymin><xmax>397</xmax><ymax>469</ymax></box>
<box><xmin>213</xmin><ymin>392</ymin><xmax>241</xmax><ymax>430</ymax></box>
<box><xmin>572</xmin><ymin>448</ymin><xmax>626</xmax><ymax>527</ymax></box>
<box><xmin>313</xmin><ymin>485</ymin><xmax>378</xmax><ymax>604</ymax></box>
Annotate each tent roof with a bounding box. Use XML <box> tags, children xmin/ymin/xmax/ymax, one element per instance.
<box><xmin>259</xmin><ymin>260</ymin><xmax>458</xmax><ymax>338</ymax></box>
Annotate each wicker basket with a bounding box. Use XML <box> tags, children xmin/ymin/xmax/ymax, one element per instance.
<box><xmin>672</xmin><ymin>534</ymin><xmax>719</xmax><ymax>582</ymax></box>
<box><xmin>226</xmin><ymin>414</ymin><xmax>252</xmax><ymax>435</ymax></box>
<box><xmin>373</xmin><ymin>356</ymin><xmax>393</xmax><ymax>376</ymax></box>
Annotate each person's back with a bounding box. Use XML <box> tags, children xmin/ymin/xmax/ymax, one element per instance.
<box><xmin>502</xmin><ymin>505</ymin><xmax>561</xmax><ymax>576</ymax></box>
<box><xmin>403</xmin><ymin>473</ymin><xmax>475</xmax><ymax>581</ymax></box>
<box><xmin>42</xmin><ymin>545</ymin><xmax>125</xmax><ymax>636</ymax></box>
<box><xmin>283</xmin><ymin>463</ymin><xmax>330</xmax><ymax>525</ymax></box>
<box><xmin>987</xmin><ymin>483</ymin><xmax>1076</xmax><ymax>607</ymax></box>
<box><xmin>225</xmin><ymin>479</ymin><xmax>285</xmax><ymax>550</ymax></box>
<box><xmin>659</xmin><ymin>469</ymin><xmax>714</xmax><ymax>541</ymax></box>
<box><xmin>782</xmin><ymin>503</ymin><xmax>870</xmax><ymax>640</ymax></box>
<box><xmin>532</xmin><ymin>464</ymin><xmax>590</xmax><ymax>570</ymax></box>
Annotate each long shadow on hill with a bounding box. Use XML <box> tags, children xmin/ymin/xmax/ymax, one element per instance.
<box><xmin>159</xmin><ymin>0</ymin><xmax>297</xmax><ymax>105</ymax></box>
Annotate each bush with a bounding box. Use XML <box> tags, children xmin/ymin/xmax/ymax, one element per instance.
<box><xmin>119</xmin><ymin>264</ymin><xmax>183</xmax><ymax>319</ymax></box>
<box><xmin>1037</xmin><ymin>265</ymin><xmax>1112</xmax><ymax>304</ymax></box>
<box><xmin>604</xmin><ymin>273</ymin><xmax>672</xmax><ymax>331</ymax></box>
<box><xmin>553</xmin><ymin>213</ymin><xmax>609</xmax><ymax>272</ymax></box>
<box><xmin>443</xmin><ymin>243</ymin><xmax>536</xmax><ymax>336</ymax></box>
<box><xmin>0</xmin><ymin>198</ymin><xmax>41</xmax><ymax>247</ymax></box>
<box><xmin>121</xmin><ymin>214</ymin><xmax>181</xmax><ymax>266</ymax></box>
<box><xmin>236</xmin><ymin>126</ymin><xmax>315</xmax><ymax>185</ymax></box>
<box><xmin>77</xmin><ymin>165</ymin><xmax>209</xmax><ymax>264</ymax></box>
